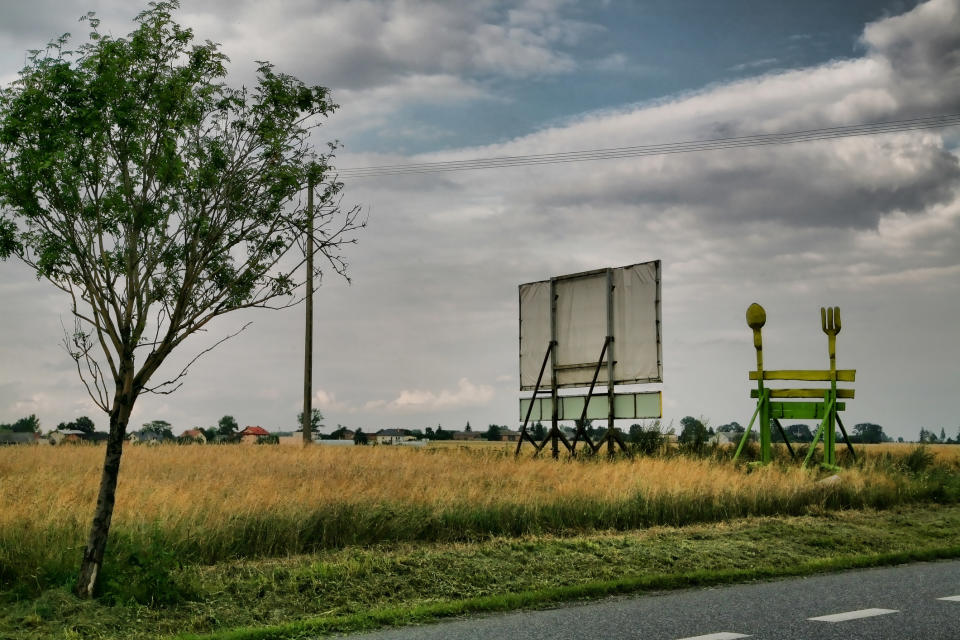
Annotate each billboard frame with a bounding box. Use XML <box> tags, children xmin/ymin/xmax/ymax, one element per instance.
<box><xmin>516</xmin><ymin>260</ymin><xmax>662</xmax><ymax>458</ymax></box>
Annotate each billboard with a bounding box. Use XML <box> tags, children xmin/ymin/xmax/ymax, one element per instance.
<box><xmin>519</xmin><ymin>260</ymin><xmax>661</xmax><ymax>390</ymax></box>
<box><xmin>520</xmin><ymin>391</ymin><xmax>662</xmax><ymax>421</ymax></box>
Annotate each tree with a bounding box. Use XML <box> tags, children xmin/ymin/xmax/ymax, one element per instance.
<box><xmin>484</xmin><ymin>424</ymin><xmax>502</xmax><ymax>441</ymax></box>
<box><xmin>785</xmin><ymin>424</ymin><xmax>814</xmax><ymax>443</ymax></box>
<box><xmin>715</xmin><ymin>422</ymin><xmax>744</xmax><ymax>434</ymax></box>
<box><xmin>141</xmin><ymin>420</ymin><xmax>173</xmax><ymax>439</ymax></box>
<box><xmin>629</xmin><ymin>421</ymin><xmax>663</xmax><ymax>455</ymax></box>
<box><xmin>57</xmin><ymin>415</ymin><xmax>96</xmax><ymax>434</ymax></box>
<box><xmin>678</xmin><ymin>416</ymin><xmax>709</xmax><ymax>451</ymax></box>
<box><xmin>353</xmin><ymin>428</ymin><xmax>368</xmax><ymax>445</ymax></box>
<box><xmin>0</xmin><ymin>3</ymin><xmax>361</xmax><ymax>597</ymax></box>
<box><xmin>217</xmin><ymin>415</ymin><xmax>239</xmax><ymax>437</ymax></box>
<box><xmin>531</xmin><ymin>421</ymin><xmax>546</xmax><ymax>441</ymax></box>
<box><xmin>464</xmin><ymin>421</ymin><xmax>472</xmax><ymax>432</ymax></box>
<box><xmin>296</xmin><ymin>409</ymin><xmax>324</xmax><ymax>435</ymax></box>
<box><xmin>9</xmin><ymin>414</ymin><xmax>41</xmax><ymax>433</ymax></box>
<box><xmin>852</xmin><ymin>423</ymin><xmax>888</xmax><ymax>444</ymax></box>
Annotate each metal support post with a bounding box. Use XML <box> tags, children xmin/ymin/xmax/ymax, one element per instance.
<box><xmin>605</xmin><ymin>269</ymin><xmax>616</xmax><ymax>456</ymax></box>
<box><xmin>550</xmin><ymin>278</ymin><xmax>560</xmax><ymax>459</ymax></box>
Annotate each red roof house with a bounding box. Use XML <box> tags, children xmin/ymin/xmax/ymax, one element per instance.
<box><xmin>239</xmin><ymin>425</ymin><xmax>270</xmax><ymax>444</ymax></box>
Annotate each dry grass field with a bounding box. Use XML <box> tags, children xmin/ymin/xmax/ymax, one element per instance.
<box><xmin>3</xmin><ymin>441</ymin><xmax>956</xmax><ymax>594</ymax></box>
<box><xmin>1</xmin><ymin>441</ymin><xmax>960</xmax><ymax>639</ymax></box>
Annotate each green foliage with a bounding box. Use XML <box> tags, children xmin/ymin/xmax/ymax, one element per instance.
<box><xmin>0</xmin><ymin>0</ymin><xmax>361</xmax><ymax>415</ymax></box>
<box><xmin>217</xmin><ymin>415</ymin><xmax>239</xmax><ymax>437</ymax></box>
<box><xmin>629</xmin><ymin>421</ymin><xmax>664</xmax><ymax>455</ymax></box>
<box><xmin>852</xmin><ymin>423</ymin><xmax>889</xmax><ymax>444</ymax></box>
<box><xmin>296</xmin><ymin>409</ymin><xmax>324</xmax><ymax>434</ymax></box>
<box><xmin>678</xmin><ymin>416</ymin><xmax>709</xmax><ymax>452</ymax></box>
<box><xmin>1</xmin><ymin>414</ymin><xmax>41</xmax><ymax>433</ymax></box>
<box><xmin>255</xmin><ymin>435</ymin><xmax>279</xmax><ymax>445</ymax></box>
<box><xmin>141</xmin><ymin>420</ymin><xmax>173</xmax><ymax>439</ymax></box>
<box><xmin>531</xmin><ymin>421</ymin><xmax>546</xmax><ymax>441</ymax></box>
<box><xmin>484</xmin><ymin>424</ymin><xmax>502</xmax><ymax>441</ymax></box>
<box><xmin>716</xmin><ymin>421</ymin><xmax>744</xmax><ymax>434</ymax></box>
<box><xmin>100</xmin><ymin>536</ymin><xmax>194</xmax><ymax>607</ymax></box>
<box><xmin>56</xmin><ymin>415</ymin><xmax>95</xmax><ymax>434</ymax></box>
<box><xmin>353</xmin><ymin>428</ymin><xmax>368</xmax><ymax>445</ymax></box>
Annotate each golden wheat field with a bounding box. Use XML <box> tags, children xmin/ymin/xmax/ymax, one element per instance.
<box><xmin>0</xmin><ymin>442</ymin><xmax>953</xmax><ymax>585</ymax></box>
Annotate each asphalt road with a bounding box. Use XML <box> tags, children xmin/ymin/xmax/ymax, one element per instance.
<box><xmin>340</xmin><ymin>559</ymin><xmax>960</xmax><ymax>639</ymax></box>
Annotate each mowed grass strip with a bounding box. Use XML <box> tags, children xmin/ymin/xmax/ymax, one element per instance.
<box><xmin>4</xmin><ymin>503</ymin><xmax>960</xmax><ymax>639</ymax></box>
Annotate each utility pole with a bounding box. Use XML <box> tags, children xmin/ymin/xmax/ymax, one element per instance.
<box><xmin>301</xmin><ymin>169</ymin><xmax>315</xmax><ymax>445</ymax></box>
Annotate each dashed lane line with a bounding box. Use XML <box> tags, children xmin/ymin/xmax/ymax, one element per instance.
<box><xmin>674</xmin><ymin>633</ymin><xmax>751</xmax><ymax>640</ymax></box>
<box><xmin>937</xmin><ymin>595</ymin><xmax>960</xmax><ymax>602</ymax></box>
<box><xmin>808</xmin><ymin>608</ymin><xmax>899</xmax><ymax>622</ymax></box>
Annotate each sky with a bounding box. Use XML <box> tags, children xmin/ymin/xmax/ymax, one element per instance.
<box><xmin>1</xmin><ymin>0</ymin><xmax>958</xmax><ymax>441</ymax></box>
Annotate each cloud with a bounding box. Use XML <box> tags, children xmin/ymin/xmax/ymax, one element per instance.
<box><xmin>861</xmin><ymin>0</ymin><xmax>960</xmax><ymax>113</ymax></box>
<box><xmin>1</xmin><ymin>1</ymin><xmax>958</xmax><ymax>439</ymax></box>
<box><xmin>312</xmin><ymin>388</ymin><xmax>352</xmax><ymax>412</ymax></box>
<box><xmin>359</xmin><ymin>0</ymin><xmax>960</xmax><ymax>235</ymax></box>
<box><xmin>594</xmin><ymin>53</ymin><xmax>629</xmax><ymax>72</ymax></box>
<box><xmin>183</xmin><ymin>0</ymin><xmax>595</xmax><ymax>89</ymax></box>
<box><xmin>729</xmin><ymin>57</ymin><xmax>780</xmax><ymax>72</ymax></box>
<box><xmin>384</xmin><ymin>378</ymin><xmax>495</xmax><ymax>412</ymax></box>
<box><xmin>327</xmin><ymin>74</ymin><xmax>494</xmax><ymax>136</ymax></box>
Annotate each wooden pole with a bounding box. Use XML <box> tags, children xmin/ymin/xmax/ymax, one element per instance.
<box><xmin>302</xmin><ymin>170</ymin><xmax>315</xmax><ymax>445</ymax></box>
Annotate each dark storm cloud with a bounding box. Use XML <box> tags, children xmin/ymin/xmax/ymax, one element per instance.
<box><xmin>522</xmin><ymin>137</ymin><xmax>960</xmax><ymax>229</ymax></box>
<box><xmin>863</xmin><ymin>0</ymin><xmax>960</xmax><ymax>112</ymax></box>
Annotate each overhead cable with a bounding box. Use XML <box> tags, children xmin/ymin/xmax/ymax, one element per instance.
<box><xmin>337</xmin><ymin>113</ymin><xmax>960</xmax><ymax>179</ymax></box>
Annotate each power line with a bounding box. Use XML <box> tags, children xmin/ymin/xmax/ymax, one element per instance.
<box><xmin>337</xmin><ymin>113</ymin><xmax>960</xmax><ymax>179</ymax></box>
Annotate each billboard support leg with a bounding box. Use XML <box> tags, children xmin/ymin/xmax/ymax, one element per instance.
<box><xmin>516</xmin><ymin>341</ymin><xmax>554</xmax><ymax>457</ymax></box>
<box><xmin>535</xmin><ymin>278</ymin><xmax>573</xmax><ymax>459</ymax></box>
<box><xmin>772</xmin><ymin>418</ymin><xmax>796</xmax><ymax>459</ymax></box>
<box><xmin>572</xmin><ymin>338</ymin><xmax>609</xmax><ymax>455</ymax></box>
<box><xmin>835</xmin><ymin>413</ymin><xmax>857</xmax><ymax>462</ymax></box>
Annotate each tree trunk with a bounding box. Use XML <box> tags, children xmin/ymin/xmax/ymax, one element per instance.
<box><xmin>75</xmin><ymin>395</ymin><xmax>133</xmax><ymax>598</ymax></box>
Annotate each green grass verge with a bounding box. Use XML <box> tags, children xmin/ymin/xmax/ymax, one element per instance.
<box><xmin>5</xmin><ymin>503</ymin><xmax>960</xmax><ymax>640</ymax></box>
<box><xmin>179</xmin><ymin>544</ymin><xmax>960</xmax><ymax>640</ymax></box>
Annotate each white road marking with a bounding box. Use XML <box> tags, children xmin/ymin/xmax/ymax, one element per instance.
<box><xmin>808</xmin><ymin>608</ymin><xmax>898</xmax><ymax>622</ymax></box>
<box><xmin>675</xmin><ymin>633</ymin><xmax>751</xmax><ymax>640</ymax></box>
<box><xmin>938</xmin><ymin>595</ymin><xmax>960</xmax><ymax>602</ymax></box>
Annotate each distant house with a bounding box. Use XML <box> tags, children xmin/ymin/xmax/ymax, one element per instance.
<box><xmin>49</xmin><ymin>430</ymin><xmax>87</xmax><ymax>445</ymax></box>
<box><xmin>375</xmin><ymin>429</ymin><xmax>413</xmax><ymax>445</ymax></box>
<box><xmin>497</xmin><ymin>429</ymin><xmax>522</xmax><ymax>442</ymax></box>
<box><xmin>453</xmin><ymin>431</ymin><xmax>482</xmax><ymax>441</ymax></box>
<box><xmin>128</xmin><ymin>430</ymin><xmax>166</xmax><ymax>445</ymax></box>
<box><xmin>0</xmin><ymin>432</ymin><xmax>41</xmax><ymax>445</ymax></box>
<box><xmin>709</xmin><ymin>432</ymin><xmax>738</xmax><ymax>446</ymax></box>
<box><xmin>179</xmin><ymin>429</ymin><xmax>207</xmax><ymax>444</ymax></box>
<box><xmin>239</xmin><ymin>425</ymin><xmax>271</xmax><ymax>444</ymax></box>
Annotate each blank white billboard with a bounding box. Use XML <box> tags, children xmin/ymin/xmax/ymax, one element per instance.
<box><xmin>519</xmin><ymin>261</ymin><xmax>661</xmax><ymax>390</ymax></box>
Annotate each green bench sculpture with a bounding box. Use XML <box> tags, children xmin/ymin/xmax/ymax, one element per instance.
<box><xmin>733</xmin><ymin>303</ymin><xmax>857</xmax><ymax>467</ymax></box>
